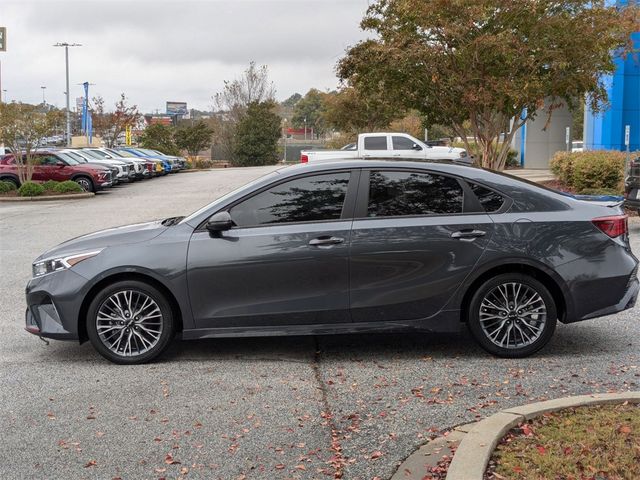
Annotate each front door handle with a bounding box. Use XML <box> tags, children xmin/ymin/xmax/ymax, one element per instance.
<box><xmin>451</xmin><ymin>229</ymin><xmax>486</xmax><ymax>241</ymax></box>
<box><xmin>309</xmin><ymin>236</ymin><xmax>345</xmax><ymax>247</ymax></box>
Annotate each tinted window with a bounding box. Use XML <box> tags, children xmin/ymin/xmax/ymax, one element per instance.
<box><xmin>231</xmin><ymin>172</ymin><xmax>351</xmax><ymax>226</ymax></box>
<box><xmin>363</xmin><ymin>136</ymin><xmax>387</xmax><ymax>151</ymax></box>
<box><xmin>38</xmin><ymin>155</ymin><xmax>60</xmax><ymax>166</ymax></box>
<box><xmin>367</xmin><ymin>171</ymin><xmax>463</xmax><ymax>217</ymax></box>
<box><xmin>469</xmin><ymin>183</ymin><xmax>505</xmax><ymax>212</ymax></box>
<box><xmin>392</xmin><ymin>136</ymin><xmax>420</xmax><ymax>150</ymax></box>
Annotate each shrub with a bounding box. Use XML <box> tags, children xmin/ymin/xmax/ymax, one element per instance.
<box><xmin>42</xmin><ymin>180</ymin><xmax>59</xmax><ymax>191</ymax></box>
<box><xmin>551</xmin><ymin>150</ymin><xmax>625</xmax><ymax>194</ymax></box>
<box><xmin>0</xmin><ymin>180</ymin><xmax>17</xmax><ymax>193</ymax></box>
<box><xmin>18</xmin><ymin>181</ymin><xmax>45</xmax><ymax>197</ymax></box>
<box><xmin>194</xmin><ymin>158</ymin><xmax>214</xmax><ymax>169</ymax></box>
<box><xmin>452</xmin><ymin>142</ymin><xmax>519</xmax><ymax>168</ymax></box>
<box><xmin>53</xmin><ymin>180</ymin><xmax>83</xmax><ymax>194</ymax></box>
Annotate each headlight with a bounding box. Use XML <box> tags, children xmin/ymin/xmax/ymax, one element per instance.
<box><xmin>32</xmin><ymin>249</ymin><xmax>103</xmax><ymax>278</ymax></box>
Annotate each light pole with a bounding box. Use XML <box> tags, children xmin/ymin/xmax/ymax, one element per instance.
<box><xmin>54</xmin><ymin>42</ymin><xmax>81</xmax><ymax>146</ymax></box>
<box><xmin>41</xmin><ymin>86</ymin><xmax>46</xmax><ymax>105</ymax></box>
<box><xmin>283</xmin><ymin>118</ymin><xmax>287</xmax><ymax>163</ymax></box>
<box><xmin>304</xmin><ymin>117</ymin><xmax>307</xmax><ymax>142</ymax></box>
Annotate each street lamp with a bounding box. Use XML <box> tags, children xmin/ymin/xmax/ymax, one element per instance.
<box><xmin>41</xmin><ymin>86</ymin><xmax>46</xmax><ymax>105</ymax></box>
<box><xmin>53</xmin><ymin>42</ymin><xmax>81</xmax><ymax>146</ymax></box>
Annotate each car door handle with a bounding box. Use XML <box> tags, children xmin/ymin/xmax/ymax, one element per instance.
<box><xmin>309</xmin><ymin>236</ymin><xmax>345</xmax><ymax>247</ymax></box>
<box><xmin>451</xmin><ymin>229</ymin><xmax>486</xmax><ymax>241</ymax></box>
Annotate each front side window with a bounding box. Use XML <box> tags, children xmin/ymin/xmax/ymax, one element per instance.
<box><xmin>363</xmin><ymin>136</ymin><xmax>388</xmax><ymax>151</ymax></box>
<box><xmin>230</xmin><ymin>172</ymin><xmax>351</xmax><ymax>227</ymax></box>
<box><xmin>367</xmin><ymin>170</ymin><xmax>464</xmax><ymax>217</ymax></box>
<box><xmin>392</xmin><ymin>136</ymin><xmax>419</xmax><ymax>151</ymax></box>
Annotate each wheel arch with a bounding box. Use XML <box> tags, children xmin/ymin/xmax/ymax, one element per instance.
<box><xmin>77</xmin><ymin>271</ymin><xmax>184</xmax><ymax>343</ymax></box>
<box><xmin>460</xmin><ymin>262</ymin><xmax>570</xmax><ymax>324</ymax></box>
<box><xmin>71</xmin><ymin>174</ymin><xmax>95</xmax><ymax>189</ymax></box>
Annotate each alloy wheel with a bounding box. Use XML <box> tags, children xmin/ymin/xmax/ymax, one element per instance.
<box><xmin>478</xmin><ymin>282</ymin><xmax>547</xmax><ymax>349</ymax></box>
<box><xmin>96</xmin><ymin>290</ymin><xmax>163</xmax><ymax>357</ymax></box>
<box><xmin>75</xmin><ymin>178</ymin><xmax>92</xmax><ymax>192</ymax></box>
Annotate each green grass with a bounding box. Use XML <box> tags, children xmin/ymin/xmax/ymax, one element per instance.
<box><xmin>488</xmin><ymin>403</ymin><xmax>640</xmax><ymax>479</ymax></box>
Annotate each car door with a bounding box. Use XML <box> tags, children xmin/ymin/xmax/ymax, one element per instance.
<box><xmin>349</xmin><ymin>169</ymin><xmax>495</xmax><ymax>323</ymax></box>
<box><xmin>361</xmin><ymin>135</ymin><xmax>391</xmax><ymax>159</ymax></box>
<box><xmin>391</xmin><ymin>135</ymin><xmax>424</xmax><ymax>160</ymax></box>
<box><xmin>37</xmin><ymin>154</ymin><xmax>67</xmax><ymax>181</ymax></box>
<box><xmin>187</xmin><ymin>169</ymin><xmax>359</xmax><ymax>329</ymax></box>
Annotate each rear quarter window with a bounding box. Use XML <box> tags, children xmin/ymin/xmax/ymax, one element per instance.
<box><xmin>469</xmin><ymin>183</ymin><xmax>505</xmax><ymax>212</ymax></box>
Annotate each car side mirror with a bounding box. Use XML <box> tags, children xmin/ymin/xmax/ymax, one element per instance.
<box><xmin>412</xmin><ymin>143</ymin><xmax>422</xmax><ymax>151</ymax></box>
<box><xmin>206</xmin><ymin>211</ymin><xmax>234</xmax><ymax>235</ymax></box>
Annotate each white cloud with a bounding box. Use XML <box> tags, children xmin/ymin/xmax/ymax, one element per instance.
<box><xmin>0</xmin><ymin>0</ymin><xmax>369</xmax><ymax>111</ymax></box>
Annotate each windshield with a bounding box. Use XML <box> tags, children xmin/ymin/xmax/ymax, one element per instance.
<box><xmin>55</xmin><ymin>152</ymin><xmax>80</xmax><ymax>165</ymax></box>
<box><xmin>79</xmin><ymin>149</ymin><xmax>104</xmax><ymax>160</ymax></box>
<box><xmin>139</xmin><ymin>148</ymin><xmax>160</xmax><ymax>156</ymax></box>
<box><xmin>87</xmin><ymin>149</ymin><xmax>110</xmax><ymax>158</ymax></box>
<box><xmin>181</xmin><ymin>169</ymin><xmax>284</xmax><ymax>225</ymax></box>
<box><xmin>62</xmin><ymin>150</ymin><xmax>88</xmax><ymax>163</ymax></box>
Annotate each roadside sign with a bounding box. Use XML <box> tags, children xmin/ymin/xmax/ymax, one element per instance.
<box><xmin>625</xmin><ymin>125</ymin><xmax>630</xmax><ymax>147</ymax></box>
<box><xmin>565</xmin><ymin>126</ymin><xmax>570</xmax><ymax>151</ymax></box>
<box><xmin>0</xmin><ymin>27</ymin><xmax>6</xmax><ymax>52</ymax></box>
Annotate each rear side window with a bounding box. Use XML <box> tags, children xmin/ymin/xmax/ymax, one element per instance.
<box><xmin>469</xmin><ymin>183</ymin><xmax>505</xmax><ymax>212</ymax></box>
<box><xmin>230</xmin><ymin>172</ymin><xmax>351</xmax><ymax>226</ymax></box>
<box><xmin>363</xmin><ymin>136</ymin><xmax>388</xmax><ymax>150</ymax></box>
<box><xmin>367</xmin><ymin>170</ymin><xmax>464</xmax><ymax>217</ymax></box>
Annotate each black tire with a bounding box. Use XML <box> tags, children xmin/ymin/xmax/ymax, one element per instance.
<box><xmin>86</xmin><ymin>280</ymin><xmax>175</xmax><ymax>364</ymax></box>
<box><xmin>73</xmin><ymin>175</ymin><xmax>94</xmax><ymax>192</ymax></box>
<box><xmin>467</xmin><ymin>273</ymin><xmax>557</xmax><ymax>358</ymax></box>
<box><xmin>0</xmin><ymin>176</ymin><xmax>20</xmax><ymax>188</ymax></box>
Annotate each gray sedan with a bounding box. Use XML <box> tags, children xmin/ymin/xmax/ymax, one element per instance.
<box><xmin>25</xmin><ymin>160</ymin><xmax>639</xmax><ymax>363</ymax></box>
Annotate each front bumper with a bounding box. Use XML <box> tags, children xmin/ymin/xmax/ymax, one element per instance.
<box><xmin>24</xmin><ymin>269</ymin><xmax>87</xmax><ymax>341</ymax></box>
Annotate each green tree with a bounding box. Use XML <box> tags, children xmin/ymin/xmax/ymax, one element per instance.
<box><xmin>0</xmin><ymin>103</ymin><xmax>61</xmax><ymax>182</ymax></box>
<box><xmin>338</xmin><ymin>0</ymin><xmax>639</xmax><ymax>170</ymax></box>
<box><xmin>281</xmin><ymin>93</ymin><xmax>302</xmax><ymax>108</ymax></box>
<box><xmin>232</xmin><ymin>101</ymin><xmax>281</xmax><ymax>167</ymax></box>
<box><xmin>91</xmin><ymin>94</ymin><xmax>141</xmax><ymax>147</ymax></box>
<box><xmin>323</xmin><ymin>86</ymin><xmax>401</xmax><ymax>134</ymax></box>
<box><xmin>292</xmin><ymin>89</ymin><xmax>328</xmax><ymax>137</ymax></box>
<box><xmin>175</xmin><ymin>121</ymin><xmax>214</xmax><ymax>159</ymax></box>
<box><xmin>139</xmin><ymin>124</ymin><xmax>180</xmax><ymax>156</ymax></box>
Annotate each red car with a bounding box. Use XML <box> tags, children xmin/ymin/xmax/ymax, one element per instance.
<box><xmin>0</xmin><ymin>151</ymin><xmax>113</xmax><ymax>192</ymax></box>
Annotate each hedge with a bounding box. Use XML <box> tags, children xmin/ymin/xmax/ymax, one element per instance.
<box><xmin>550</xmin><ymin>150</ymin><xmax>626</xmax><ymax>194</ymax></box>
<box><xmin>18</xmin><ymin>182</ymin><xmax>45</xmax><ymax>197</ymax></box>
<box><xmin>0</xmin><ymin>180</ymin><xmax>17</xmax><ymax>193</ymax></box>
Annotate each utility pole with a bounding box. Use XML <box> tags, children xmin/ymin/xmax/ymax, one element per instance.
<box><xmin>41</xmin><ymin>86</ymin><xmax>46</xmax><ymax>105</ymax></box>
<box><xmin>283</xmin><ymin>118</ymin><xmax>288</xmax><ymax>163</ymax></box>
<box><xmin>304</xmin><ymin>117</ymin><xmax>307</xmax><ymax>142</ymax></box>
<box><xmin>54</xmin><ymin>42</ymin><xmax>81</xmax><ymax>146</ymax></box>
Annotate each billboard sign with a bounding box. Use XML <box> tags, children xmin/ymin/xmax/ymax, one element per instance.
<box><xmin>0</xmin><ymin>27</ymin><xmax>6</xmax><ymax>52</ymax></box>
<box><xmin>166</xmin><ymin>101</ymin><xmax>188</xmax><ymax>115</ymax></box>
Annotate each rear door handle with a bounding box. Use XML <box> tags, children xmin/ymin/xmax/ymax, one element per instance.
<box><xmin>451</xmin><ymin>229</ymin><xmax>486</xmax><ymax>241</ymax></box>
<box><xmin>309</xmin><ymin>236</ymin><xmax>344</xmax><ymax>247</ymax></box>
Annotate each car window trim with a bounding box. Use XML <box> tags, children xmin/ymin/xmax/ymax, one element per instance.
<box><xmin>195</xmin><ymin>168</ymin><xmax>359</xmax><ymax>232</ymax></box>
<box><xmin>354</xmin><ymin>167</ymin><xmax>488</xmax><ymax>220</ymax></box>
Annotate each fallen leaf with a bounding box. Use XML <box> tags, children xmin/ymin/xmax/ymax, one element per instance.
<box><xmin>165</xmin><ymin>453</ymin><xmax>181</xmax><ymax>465</ymax></box>
<box><xmin>84</xmin><ymin>460</ymin><xmax>97</xmax><ymax>468</ymax></box>
<box><xmin>370</xmin><ymin>451</ymin><xmax>383</xmax><ymax>459</ymax></box>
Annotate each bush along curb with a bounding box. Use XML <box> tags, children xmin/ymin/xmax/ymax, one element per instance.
<box><xmin>445</xmin><ymin>391</ymin><xmax>640</xmax><ymax>480</ymax></box>
<box><xmin>0</xmin><ymin>192</ymin><xmax>95</xmax><ymax>202</ymax></box>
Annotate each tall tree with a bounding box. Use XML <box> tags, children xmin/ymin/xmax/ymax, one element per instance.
<box><xmin>292</xmin><ymin>89</ymin><xmax>328</xmax><ymax>137</ymax></box>
<box><xmin>175</xmin><ymin>121</ymin><xmax>214</xmax><ymax>159</ymax></box>
<box><xmin>232</xmin><ymin>101</ymin><xmax>281</xmax><ymax>167</ymax></box>
<box><xmin>338</xmin><ymin>0</ymin><xmax>639</xmax><ymax>169</ymax></box>
<box><xmin>212</xmin><ymin>62</ymin><xmax>276</xmax><ymax>162</ymax></box>
<box><xmin>139</xmin><ymin>124</ymin><xmax>180</xmax><ymax>156</ymax></box>
<box><xmin>0</xmin><ymin>103</ymin><xmax>62</xmax><ymax>182</ymax></box>
<box><xmin>91</xmin><ymin>94</ymin><xmax>141</xmax><ymax>147</ymax></box>
<box><xmin>323</xmin><ymin>86</ymin><xmax>400</xmax><ymax>134</ymax></box>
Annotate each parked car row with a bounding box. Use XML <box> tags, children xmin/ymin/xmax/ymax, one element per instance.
<box><xmin>0</xmin><ymin>147</ymin><xmax>187</xmax><ymax>192</ymax></box>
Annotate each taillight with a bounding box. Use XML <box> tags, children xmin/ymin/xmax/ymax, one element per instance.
<box><xmin>592</xmin><ymin>215</ymin><xmax>628</xmax><ymax>238</ymax></box>
<box><xmin>301</xmin><ymin>154</ymin><xmax>308</xmax><ymax>163</ymax></box>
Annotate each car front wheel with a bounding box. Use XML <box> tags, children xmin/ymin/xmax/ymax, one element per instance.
<box><xmin>467</xmin><ymin>273</ymin><xmax>556</xmax><ymax>358</ymax></box>
<box><xmin>74</xmin><ymin>176</ymin><xmax>94</xmax><ymax>192</ymax></box>
<box><xmin>86</xmin><ymin>280</ymin><xmax>175</xmax><ymax>364</ymax></box>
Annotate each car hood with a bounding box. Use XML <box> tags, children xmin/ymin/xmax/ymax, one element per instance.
<box><xmin>36</xmin><ymin>220</ymin><xmax>170</xmax><ymax>261</ymax></box>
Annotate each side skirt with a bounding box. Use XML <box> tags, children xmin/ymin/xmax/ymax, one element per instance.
<box><xmin>181</xmin><ymin>310</ymin><xmax>462</xmax><ymax>340</ymax></box>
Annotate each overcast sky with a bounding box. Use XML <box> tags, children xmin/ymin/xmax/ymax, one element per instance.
<box><xmin>0</xmin><ymin>0</ymin><xmax>370</xmax><ymax>113</ymax></box>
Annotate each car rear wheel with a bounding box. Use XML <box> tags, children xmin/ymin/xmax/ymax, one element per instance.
<box><xmin>74</xmin><ymin>176</ymin><xmax>94</xmax><ymax>192</ymax></box>
<box><xmin>86</xmin><ymin>280</ymin><xmax>175</xmax><ymax>364</ymax></box>
<box><xmin>467</xmin><ymin>273</ymin><xmax>556</xmax><ymax>358</ymax></box>
<box><xmin>0</xmin><ymin>177</ymin><xmax>20</xmax><ymax>188</ymax></box>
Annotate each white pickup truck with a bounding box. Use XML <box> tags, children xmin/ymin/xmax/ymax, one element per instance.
<box><xmin>300</xmin><ymin>133</ymin><xmax>470</xmax><ymax>164</ymax></box>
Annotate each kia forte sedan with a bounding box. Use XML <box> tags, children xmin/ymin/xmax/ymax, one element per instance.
<box><xmin>25</xmin><ymin>160</ymin><xmax>639</xmax><ymax>364</ymax></box>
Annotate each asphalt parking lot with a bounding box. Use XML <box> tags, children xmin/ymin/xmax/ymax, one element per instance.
<box><xmin>1</xmin><ymin>167</ymin><xmax>639</xmax><ymax>480</ymax></box>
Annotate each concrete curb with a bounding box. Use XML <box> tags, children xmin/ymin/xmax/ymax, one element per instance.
<box><xmin>446</xmin><ymin>391</ymin><xmax>640</xmax><ymax>480</ymax></box>
<box><xmin>0</xmin><ymin>192</ymin><xmax>94</xmax><ymax>202</ymax></box>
